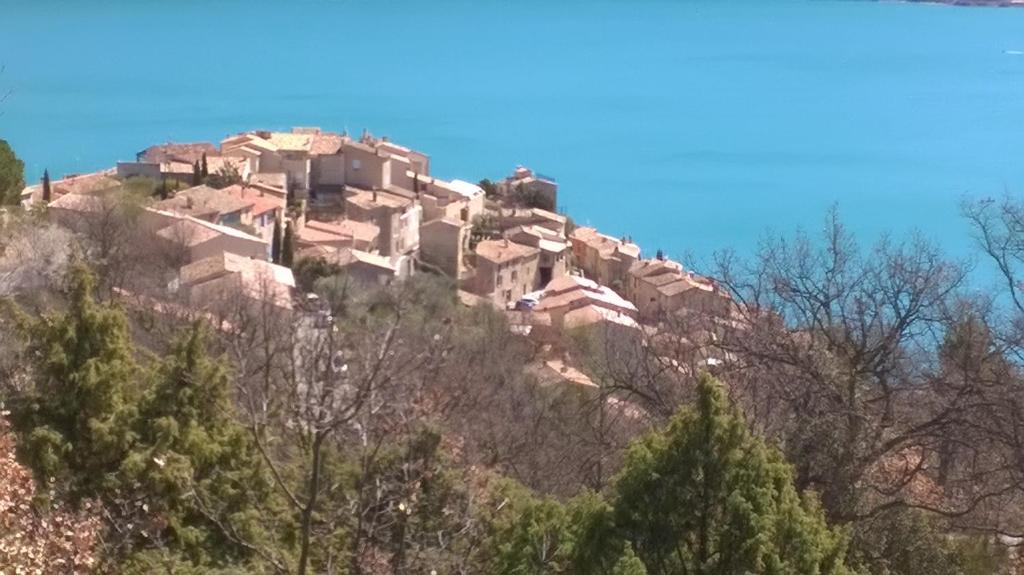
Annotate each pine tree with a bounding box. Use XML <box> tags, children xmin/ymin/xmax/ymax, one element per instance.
<box><xmin>6</xmin><ymin>261</ymin><xmax>140</xmax><ymax>500</ymax></box>
<box><xmin>607</xmin><ymin>374</ymin><xmax>851</xmax><ymax>574</ymax></box>
<box><xmin>41</xmin><ymin>169</ymin><xmax>52</xmax><ymax>203</ymax></box>
<box><xmin>271</xmin><ymin>217</ymin><xmax>283</xmax><ymax>264</ymax></box>
<box><xmin>487</xmin><ymin>374</ymin><xmax>852</xmax><ymax>575</ymax></box>
<box><xmin>200</xmin><ymin>153</ymin><xmax>209</xmax><ymax>180</ymax></box>
<box><xmin>281</xmin><ymin>221</ymin><xmax>295</xmax><ymax>268</ymax></box>
<box><xmin>119</xmin><ymin>322</ymin><xmax>276</xmax><ymax>567</ymax></box>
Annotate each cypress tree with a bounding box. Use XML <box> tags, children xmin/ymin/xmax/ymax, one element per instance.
<box><xmin>6</xmin><ymin>261</ymin><xmax>140</xmax><ymax>500</ymax></box>
<box><xmin>41</xmin><ymin>169</ymin><xmax>52</xmax><ymax>203</ymax></box>
<box><xmin>192</xmin><ymin>161</ymin><xmax>202</xmax><ymax>186</ymax></box>
<box><xmin>281</xmin><ymin>220</ymin><xmax>295</xmax><ymax>268</ymax></box>
<box><xmin>271</xmin><ymin>217</ymin><xmax>283</xmax><ymax>264</ymax></box>
<box><xmin>200</xmin><ymin>153</ymin><xmax>209</xmax><ymax>179</ymax></box>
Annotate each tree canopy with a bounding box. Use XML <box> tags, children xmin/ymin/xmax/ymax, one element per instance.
<box><xmin>487</xmin><ymin>374</ymin><xmax>852</xmax><ymax>575</ymax></box>
<box><xmin>0</xmin><ymin>139</ymin><xmax>25</xmax><ymax>205</ymax></box>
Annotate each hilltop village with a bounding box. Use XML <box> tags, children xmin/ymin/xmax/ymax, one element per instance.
<box><xmin>18</xmin><ymin>126</ymin><xmax>733</xmax><ymax>383</ymax></box>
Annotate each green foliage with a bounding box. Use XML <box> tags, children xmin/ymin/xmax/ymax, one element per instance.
<box><xmin>281</xmin><ymin>221</ymin><xmax>295</xmax><ymax>268</ymax></box>
<box><xmin>6</xmin><ymin>262</ymin><xmax>140</xmax><ymax>499</ymax></box>
<box><xmin>41</xmin><ymin>169</ymin><xmax>51</xmax><ymax>203</ymax></box>
<box><xmin>479</xmin><ymin>178</ymin><xmax>498</xmax><ymax>198</ymax></box>
<box><xmin>0</xmin><ymin>138</ymin><xmax>25</xmax><ymax>205</ymax></box>
<box><xmin>119</xmin><ymin>322</ymin><xmax>280</xmax><ymax>568</ymax></box>
<box><xmin>192</xmin><ymin>161</ymin><xmax>202</xmax><ymax>186</ymax></box>
<box><xmin>511</xmin><ymin>182</ymin><xmax>555</xmax><ymax>211</ymax></box>
<box><xmin>293</xmin><ymin>256</ymin><xmax>343</xmax><ymax>292</ymax></box>
<box><xmin>847</xmin><ymin>508</ymin><xmax>1009</xmax><ymax>575</ymax></box>
<box><xmin>270</xmin><ymin>218</ymin><xmax>282</xmax><ymax>264</ymax></box>
<box><xmin>205</xmin><ymin>164</ymin><xmax>242</xmax><ymax>189</ymax></box>
<box><xmin>485</xmin><ymin>374</ymin><xmax>852</xmax><ymax>575</ymax></box>
<box><xmin>200</xmin><ymin>153</ymin><xmax>209</xmax><ymax>179</ymax></box>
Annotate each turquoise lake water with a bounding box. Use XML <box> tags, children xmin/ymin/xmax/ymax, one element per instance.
<box><xmin>3</xmin><ymin>1</ymin><xmax>1024</xmax><ymax>271</ymax></box>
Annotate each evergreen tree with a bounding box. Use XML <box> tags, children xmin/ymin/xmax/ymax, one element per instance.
<box><xmin>200</xmin><ymin>153</ymin><xmax>209</xmax><ymax>180</ymax></box>
<box><xmin>119</xmin><ymin>322</ymin><xmax>278</xmax><ymax>568</ymax></box>
<box><xmin>281</xmin><ymin>221</ymin><xmax>295</xmax><ymax>268</ymax></box>
<box><xmin>41</xmin><ymin>169</ymin><xmax>52</xmax><ymax>203</ymax></box>
<box><xmin>0</xmin><ymin>138</ymin><xmax>25</xmax><ymax>205</ymax></box>
<box><xmin>608</xmin><ymin>374</ymin><xmax>850</xmax><ymax>574</ymax></box>
<box><xmin>271</xmin><ymin>217</ymin><xmax>283</xmax><ymax>264</ymax></box>
<box><xmin>191</xmin><ymin>161</ymin><xmax>202</xmax><ymax>186</ymax></box>
<box><xmin>6</xmin><ymin>261</ymin><xmax>140</xmax><ymax>500</ymax></box>
<box><xmin>487</xmin><ymin>374</ymin><xmax>852</xmax><ymax>575</ymax></box>
<box><xmin>157</xmin><ymin>177</ymin><xmax>169</xmax><ymax>200</ymax></box>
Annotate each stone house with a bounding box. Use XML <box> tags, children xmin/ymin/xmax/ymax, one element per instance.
<box><xmin>471</xmin><ymin>239</ymin><xmax>540</xmax><ymax>306</ymax></box>
<box><xmin>504</xmin><ymin>224</ymin><xmax>569</xmax><ymax>286</ymax></box>
<box><xmin>569</xmin><ymin>226</ymin><xmax>641</xmax><ymax>291</ymax></box>
<box><xmin>627</xmin><ymin>258</ymin><xmax>731</xmax><ymax>320</ymax></box>
<box><xmin>179</xmin><ymin>251</ymin><xmax>295</xmax><ymax>310</ymax></box>
<box><xmin>419</xmin><ymin>217</ymin><xmax>467</xmax><ymax>278</ymax></box>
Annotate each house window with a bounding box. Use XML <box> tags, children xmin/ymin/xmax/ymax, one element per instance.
<box><xmin>352</xmin><ymin>159</ymin><xmax>362</xmax><ymax>171</ymax></box>
<box><xmin>504</xmin><ymin>290</ymin><xmax>512</xmax><ymax>302</ymax></box>
<box><xmin>511</xmin><ymin>270</ymin><xmax>518</xmax><ymax>282</ymax></box>
<box><xmin>497</xmin><ymin>274</ymin><xmax>503</xmax><ymax>287</ymax></box>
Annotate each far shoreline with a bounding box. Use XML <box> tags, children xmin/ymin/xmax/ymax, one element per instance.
<box><xmin>892</xmin><ymin>0</ymin><xmax>1024</xmax><ymax>7</ymax></box>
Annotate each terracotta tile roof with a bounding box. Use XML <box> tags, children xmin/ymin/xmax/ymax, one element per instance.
<box><xmin>182</xmin><ymin>253</ymin><xmax>294</xmax><ymax>309</ymax></box>
<box><xmin>153</xmin><ymin>185</ymin><xmax>253</xmax><ymax>219</ymax></box>
<box><xmin>563</xmin><ymin>305</ymin><xmax>640</xmax><ymax>330</ymax></box>
<box><xmin>306</xmin><ymin>219</ymin><xmax>379</xmax><ymax>243</ymax></box>
<box><xmin>346</xmin><ymin>190</ymin><xmax>413</xmax><ymax>211</ymax></box>
<box><xmin>505</xmin><ymin>225</ymin><xmax>568</xmax><ymax>254</ymax></box>
<box><xmin>475</xmin><ymin>239</ymin><xmax>539</xmax><ymax>265</ymax></box>
<box><xmin>48</xmin><ymin>193</ymin><xmax>104</xmax><ymax>212</ymax></box>
<box><xmin>657</xmin><ymin>274</ymin><xmax>715</xmax><ymax>296</ymax></box>
<box><xmin>157</xmin><ymin>219</ymin><xmax>221</xmax><ymax>246</ymax></box>
<box><xmin>310</xmin><ymin>133</ymin><xmax>346</xmax><ymax>155</ymax></box>
<box><xmin>181</xmin><ymin>251</ymin><xmax>294</xmax><ymax>288</ymax></box>
<box><xmin>571</xmin><ymin>227</ymin><xmax>640</xmax><ymax>260</ymax></box>
<box><xmin>534</xmin><ymin>275</ymin><xmax>637</xmax><ymax>316</ymax></box>
<box><xmin>221</xmin><ymin>134</ymin><xmax>278</xmax><ymax>154</ymax></box>
<box><xmin>530</xmin><ymin>208</ymin><xmax>567</xmax><ymax>224</ymax></box>
<box><xmin>332</xmin><ymin>247</ymin><xmax>395</xmax><ymax>272</ymax></box>
<box><xmin>221</xmin><ymin>184</ymin><xmax>284</xmax><ymax>216</ymax></box>
<box><xmin>52</xmin><ymin>171</ymin><xmax>120</xmax><ymax>197</ymax></box>
<box><xmin>206</xmin><ymin>155</ymin><xmax>249</xmax><ymax>175</ymax></box>
<box><xmin>265</xmin><ymin>132</ymin><xmax>313</xmax><ymax>153</ymax></box>
<box><xmin>249</xmin><ymin>172</ymin><xmax>288</xmax><ymax>194</ymax></box>
<box><xmin>155</xmin><ymin>213</ymin><xmax>266</xmax><ymax>247</ymax></box>
<box><xmin>629</xmin><ymin>258</ymin><xmax>683</xmax><ymax>279</ymax></box>
<box><xmin>138</xmin><ymin>142</ymin><xmax>217</xmax><ymax>164</ymax></box>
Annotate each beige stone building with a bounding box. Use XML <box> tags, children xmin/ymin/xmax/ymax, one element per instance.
<box><xmin>325</xmin><ymin>248</ymin><xmax>397</xmax><ymax>286</ymax></box>
<box><xmin>344</xmin><ymin>190</ymin><xmax>420</xmax><ymax>257</ymax></box>
<box><xmin>627</xmin><ymin>258</ymin><xmax>730</xmax><ymax>320</ymax></box>
<box><xmin>504</xmin><ymin>224</ymin><xmax>569</xmax><ymax>286</ymax></box>
<box><xmin>153</xmin><ymin>185</ymin><xmax>254</xmax><ymax>226</ymax></box>
<box><xmin>569</xmin><ymin>227</ymin><xmax>641</xmax><ymax>291</ymax></box>
<box><xmin>419</xmin><ymin>217</ymin><xmax>467</xmax><ymax>278</ymax></box>
<box><xmin>179</xmin><ymin>251</ymin><xmax>295</xmax><ymax>310</ymax></box>
<box><xmin>294</xmin><ymin>217</ymin><xmax>380</xmax><ymax>253</ymax></box>
<box><xmin>534</xmin><ymin>275</ymin><xmax>639</xmax><ymax>331</ymax></box>
<box><xmin>154</xmin><ymin>213</ymin><xmax>269</xmax><ymax>263</ymax></box>
<box><xmin>20</xmin><ymin>169</ymin><xmax>120</xmax><ymax>206</ymax></box>
<box><xmin>471</xmin><ymin>239</ymin><xmax>540</xmax><ymax>306</ymax></box>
